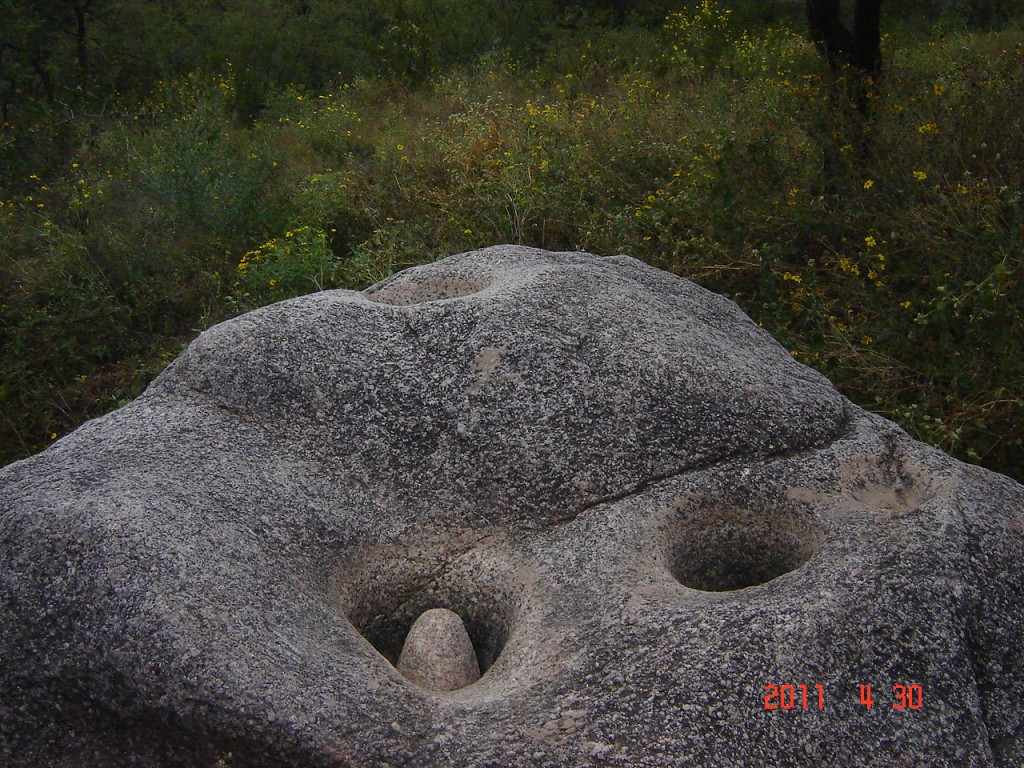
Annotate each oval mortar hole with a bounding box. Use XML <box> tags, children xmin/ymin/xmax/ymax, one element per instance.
<box><xmin>668</xmin><ymin>503</ymin><xmax>822</xmax><ymax>592</ymax></box>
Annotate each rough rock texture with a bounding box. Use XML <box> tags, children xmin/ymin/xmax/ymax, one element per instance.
<box><xmin>397</xmin><ymin>608</ymin><xmax>481</xmax><ymax>692</ymax></box>
<box><xmin>1</xmin><ymin>245</ymin><xmax>1022</xmax><ymax>767</ymax></box>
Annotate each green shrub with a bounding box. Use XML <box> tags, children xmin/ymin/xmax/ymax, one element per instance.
<box><xmin>232</xmin><ymin>225</ymin><xmax>336</xmax><ymax>310</ymax></box>
<box><xmin>1</xmin><ymin>6</ymin><xmax>1022</xmax><ymax>481</ymax></box>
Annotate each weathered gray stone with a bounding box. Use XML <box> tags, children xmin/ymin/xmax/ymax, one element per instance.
<box><xmin>397</xmin><ymin>608</ymin><xmax>481</xmax><ymax>692</ymax></box>
<box><xmin>1</xmin><ymin>245</ymin><xmax>1022</xmax><ymax>767</ymax></box>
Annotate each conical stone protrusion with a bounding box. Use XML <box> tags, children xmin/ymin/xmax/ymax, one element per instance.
<box><xmin>397</xmin><ymin>608</ymin><xmax>481</xmax><ymax>692</ymax></box>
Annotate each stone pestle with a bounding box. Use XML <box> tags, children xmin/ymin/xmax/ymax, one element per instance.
<box><xmin>396</xmin><ymin>608</ymin><xmax>481</xmax><ymax>692</ymax></box>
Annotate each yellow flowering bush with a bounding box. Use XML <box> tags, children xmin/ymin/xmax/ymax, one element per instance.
<box><xmin>232</xmin><ymin>225</ymin><xmax>335</xmax><ymax>309</ymax></box>
<box><xmin>664</xmin><ymin>0</ymin><xmax>735</xmax><ymax>75</ymax></box>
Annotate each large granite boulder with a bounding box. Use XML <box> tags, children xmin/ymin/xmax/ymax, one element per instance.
<box><xmin>1</xmin><ymin>245</ymin><xmax>1022</xmax><ymax>766</ymax></box>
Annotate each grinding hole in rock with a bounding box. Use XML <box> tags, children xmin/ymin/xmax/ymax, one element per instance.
<box><xmin>336</xmin><ymin>549</ymin><xmax>514</xmax><ymax>690</ymax></box>
<box><xmin>667</xmin><ymin>501</ymin><xmax>823</xmax><ymax>592</ymax></box>
<box><xmin>351</xmin><ymin>597</ymin><xmax>507</xmax><ymax>692</ymax></box>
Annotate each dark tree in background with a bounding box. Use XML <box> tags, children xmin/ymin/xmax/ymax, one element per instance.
<box><xmin>806</xmin><ymin>0</ymin><xmax>883</xmax><ymax>79</ymax></box>
<box><xmin>805</xmin><ymin>0</ymin><xmax>883</xmax><ymax>185</ymax></box>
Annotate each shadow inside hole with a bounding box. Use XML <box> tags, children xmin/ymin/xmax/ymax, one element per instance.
<box><xmin>668</xmin><ymin>504</ymin><xmax>822</xmax><ymax>592</ymax></box>
<box><xmin>337</xmin><ymin>558</ymin><xmax>513</xmax><ymax>685</ymax></box>
<box><xmin>354</xmin><ymin>598</ymin><xmax>510</xmax><ymax>675</ymax></box>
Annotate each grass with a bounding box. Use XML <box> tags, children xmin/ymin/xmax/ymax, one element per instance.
<box><xmin>1</xmin><ymin>4</ymin><xmax>1021</xmax><ymax>479</ymax></box>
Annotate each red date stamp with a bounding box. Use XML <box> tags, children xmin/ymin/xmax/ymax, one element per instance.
<box><xmin>763</xmin><ymin>684</ymin><xmax>825</xmax><ymax>710</ymax></box>
<box><xmin>763</xmin><ymin>683</ymin><xmax>923</xmax><ymax>711</ymax></box>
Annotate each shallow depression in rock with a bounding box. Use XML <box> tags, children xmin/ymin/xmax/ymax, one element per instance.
<box><xmin>363</xmin><ymin>272</ymin><xmax>490</xmax><ymax>306</ymax></box>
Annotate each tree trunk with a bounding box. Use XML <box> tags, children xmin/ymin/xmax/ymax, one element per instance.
<box><xmin>806</xmin><ymin>0</ymin><xmax>881</xmax><ymax>78</ymax></box>
<box><xmin>71</xmin><ymin>0</ymin><xmax>93</xmax><ymax>90</ymax></box>
<box><xmin>852</xmin><ymin>0</ymin><xmax>882</xmax><ymax>78</ymax></box>
<box><xmin>806</xmin><ymin>0</ymin><xmax>883</xmax><ymax>192</ymax></box>
<box><xmin>806</xmin><ymin>0</ymin><xmax>854</xmax><ymax>73</ymax></box>
<box><xmin>31</xmin><ymin>54</ymin><xmax>56</xmax><ymax>102</ymax></box>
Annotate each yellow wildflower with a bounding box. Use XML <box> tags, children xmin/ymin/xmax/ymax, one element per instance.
<box><xmin>863</xmin><ymin>179</ymin><xmax>875</xmax><ymax>190</ymax></box>
<box><xmin>838</xmin><ymin>257</ymin><xmax>861</xmax><ymax>276</ymax></box>
<box><xmin>913</xmin><ymin>170</ymin><xmax>927</xmax><ymax>181</ymax></box>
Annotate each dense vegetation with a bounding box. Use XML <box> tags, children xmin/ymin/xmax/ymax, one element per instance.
<box><xmin>1</xmin><ymin>0</ymin><xmax>1021</xmax><ymax>480</ymax></box>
